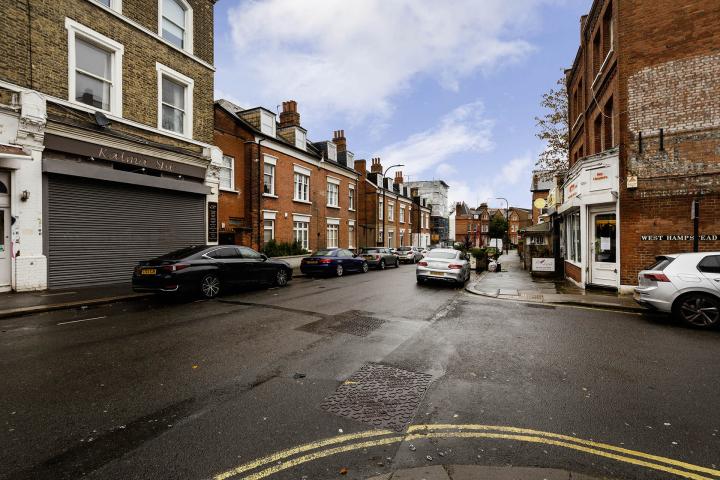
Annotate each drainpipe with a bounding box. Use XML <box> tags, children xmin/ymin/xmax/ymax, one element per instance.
<box><xmin>245</xmin><ymin>138</ymin><xmax>264</xmax><ymax>249</ymax></box>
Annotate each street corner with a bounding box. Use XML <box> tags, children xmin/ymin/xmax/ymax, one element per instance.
<box><xmin>208</xmin><ymin>424</ymin><xmax>720</xmax><ymax>480</ymax></box>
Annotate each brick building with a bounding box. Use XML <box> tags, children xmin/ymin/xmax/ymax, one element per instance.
<box><xmin>560</xmin><ymin>0</ymin><xmax>720</xmax><ymax>291</ymax></box>
<box><xmin>214</xmin><ymin>100</ymin><xmax>359</xmax><ymax>253</ymax></box>
<box><xmin>508</xmin><ymin>208</ymin><xmax>532</xmax><ymax>245</ymax></box>
<box><xmin>354</xmin><ymin>159</ymin><xmax>431</xmax><ymax>249</ymax></box>
<box><xmin>530</xmin><ymin>171</ymin><xmax>556</xmax><ymax>224</ymax></box>
<box><xmin>454</xmin><ymin>202</ymin><xmax>529</xmax><ymax>247</ymax></box>
<box><xmin>0</xmin><ymin>0</ymin><xmax>219</xmax><ymax>291</ymax></box>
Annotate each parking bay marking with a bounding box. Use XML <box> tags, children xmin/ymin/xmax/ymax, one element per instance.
<box><xmin>213</xmin><ymin>424</ymin><xmax>720</xmax><ymax>480</ymax></box>
<box><xmin>56</xmin><ymin>316</ymin><xmax>107</xmax><ymax>326</ymax></box>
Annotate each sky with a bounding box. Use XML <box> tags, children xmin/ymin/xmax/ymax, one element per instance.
<box><xmin>214</xmin><ymin>0</ymin><xmax>590</xmax><ymax>212</ymax></box>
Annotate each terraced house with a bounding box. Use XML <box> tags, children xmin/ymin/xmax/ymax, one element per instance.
<box><xmin>214</xmin><ymin>100</ymin><xmax>359</xmax><ymax>253</ymax></box>
<box><xmin>0</xmin><ymin>0</ymin><xmax>220</xmax><ymax>292</ymax></box>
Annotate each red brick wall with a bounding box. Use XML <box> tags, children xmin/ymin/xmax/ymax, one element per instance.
<box><xmin>617</xmin><ymin>0</ymin><xmax>720</xmax><ymax>285</ymax></box>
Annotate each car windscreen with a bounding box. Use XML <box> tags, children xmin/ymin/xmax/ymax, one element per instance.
<box><xmin>312</xmin><ymin>250</ymin><xmax>337</xmax><ymax>257</ymax></box>
<box><xmin>396</xmin><ymin>247</ymin><xmax>412</xmax><ymax>252</ymax></box>
<box><xmin>157</xmin><ymin>245</ymin><xmax>208</xmax><ymax>260</ymax></box>
<box><xmin>646</xmin><ymin>256</ymin><xmax>674</xmax><ymax>271</ymax></box>
<box><xmin>426</xmin><ymin>252</ymin><xmax>458</xmax><ymax>260</ymax></box>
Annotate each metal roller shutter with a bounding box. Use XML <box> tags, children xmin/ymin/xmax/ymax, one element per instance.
<box><xmin>47</xmin><ymin>174</ymin><xmax>206</xmax><ymax>288</ymax></box>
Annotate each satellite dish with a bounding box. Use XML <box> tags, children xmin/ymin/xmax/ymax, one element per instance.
<box><xmin>533</xmin><ymin>197</ymin><xmax>547</xmax><ymax>209</ymax></box>
<box><xmin>94</xmin><ymin>111</ymin><xmax>111</xmax><ymax>128</ymax></box>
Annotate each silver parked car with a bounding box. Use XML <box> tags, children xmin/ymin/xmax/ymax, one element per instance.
<box><xmin>396</xmin><ymin>246</ymin><xmax>424</xmax><ymax>264</ymax></box>
<box><xmin>634</xmin><ymin>252</ymin><xmax>720</xmax><ymax>328</ymax></box>
<box><xmin>416</xmin><ymin>248</ymin><xmax>471</xmax><ymax>285</ymax></box>
<box><xmin>358</xmin><ymin>247</ymin><xmax>400</xmax><ymax>270</ymax></box>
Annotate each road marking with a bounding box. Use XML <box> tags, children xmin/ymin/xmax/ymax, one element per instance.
<box><xmin>56</xmin><ymin>316</ymin><xmax>107</xmax><ymax>325</ymax></box>
<box><xmin>213</xmin><ymin>424</ymin><xmax>720</xmax><ymax>480</ymax></box>
<box><xmin>409</xmin><ymin>424</ymin><xmax>720</xmax><ymax>476</ymax></box>
<box><xmin>212</xmin><ymin>429</ymin><xmax>395</xmax><ymax>480</ymax></box>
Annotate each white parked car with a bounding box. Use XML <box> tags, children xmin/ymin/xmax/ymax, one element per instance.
<box><xmin>634</xmin><ymin>252</ymin><xmax>720</xmax><ymax>328</ymax></box>
<box><xmin>416</xmin><ymin>248</ymin><xmax>471</xmax><ymax>285</ymax></box>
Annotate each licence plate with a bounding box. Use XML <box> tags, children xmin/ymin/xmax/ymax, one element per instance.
<box><xmin>141</xmin><ymin>268</ymin><xmax>157</xmax><ymax>275</ymax></box>
<box><xmin>305</xmin><ymin>260</ymin><xmax>318</xmax><ymax>264</ymax></box>
<box><xmin>430</xmin><ymin>271</ymin><xmax>445</xmax><ymax>277</ymax></box>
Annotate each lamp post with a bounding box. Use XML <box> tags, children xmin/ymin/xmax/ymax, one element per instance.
<box><xmin>495</xmin><ymin>197</ymin><xmax>509</xmax><ymax>255</ymax></box>
<box><xmin>380</xmin><ymin>164</ymin><xmax>404</xmax><ymax>246</ymax></box>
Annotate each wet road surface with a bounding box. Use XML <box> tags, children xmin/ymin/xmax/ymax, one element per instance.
<box><xmin>1</xmin><ymin>265</ymin><xmax>718</xmax><ymax>479</ymax></box>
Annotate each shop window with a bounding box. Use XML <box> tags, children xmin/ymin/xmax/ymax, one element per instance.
<box><xmin>565</xmin><ymin>211</ymin><xmax>581</xmax><ymax>263</ymax></box>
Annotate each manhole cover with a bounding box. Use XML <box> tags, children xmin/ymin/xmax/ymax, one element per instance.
<box><xmin>297</xmin><ymin>310</ymin><xmax>385</xmax><ymax>337</ymax></box>
<box><xmin>320</xmin><ymin>363</ymin><xmax>433</xmax><ymax>431</ymax></box>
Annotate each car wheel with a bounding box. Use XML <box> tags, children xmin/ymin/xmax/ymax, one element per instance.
<box><xmin>336</xmin><ymin>264</ymin><xmax>344</xmax><ymax>277</ymax></box>
<box><xmin>416</xmin><ymin>277</ymin><xmax>425</xmax><ymax>284</ymax></box>
<box><xmin>275</xmin><ymin>268</ymin><xmax>289</xmax><ymax>287</ymax></box>
<box><xmin>394</xmin><ymin>258</ymin><xmax>400</xmax><ymax>268</ymax></box>
<box><xmin>200</xmin><ymin>273</ymin><xmax>220</xmax><ymax>299</ymax></box>
<box><xmin>361</xmin><ymin>261</ymin><xmax>369</xmax><ymax>273</ymax></box>
<box><xmin>379</xmin><ymin>260</ymin><xmax>386</xmax><ymax>270</ymax></box>
<box><xmin>673</xmin><ymin>293</ymin><xmax>720</xmax><ymax>328</ymax></box>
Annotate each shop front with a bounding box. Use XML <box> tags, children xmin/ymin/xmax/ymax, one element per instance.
<box><xmin>42</xmin><ymin>133</ymin><xmax>213</xmax><ymax>288</ymax></box>
<box><xmin>559</xmin><ymin>148</ymin><xmax>620</xmax><ymax>289</ymax></box>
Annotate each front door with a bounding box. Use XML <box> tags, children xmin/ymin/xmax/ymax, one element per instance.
<box><xmin>590</xmin><ymin>211</ymin><xmax>618</xmax><ymax>287</ymax></box>
<box><xmin>0</xmin><ymin>172</ymin><xmax>10</xmax><ymax>287</ymax></box>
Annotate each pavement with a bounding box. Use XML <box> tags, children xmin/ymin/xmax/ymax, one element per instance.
<box><xmin>2</xmin><ymin>264</ymin><xmax>718</xmax><ymax>480</ymax></box>
<box><xmin>466</xmin><ymin>249</ymin><xmax>644</xmax><ymax>312</ymax></box>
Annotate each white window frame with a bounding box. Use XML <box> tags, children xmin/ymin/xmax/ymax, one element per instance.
<box><xmin>219</xmin><ymin>154</ymin><xmax>235</xmax><ymax>191</ymax></box>
<box><xmin>388</xmin><ymin>202</ymin><xmax>394</xmax><ymax>222</ymax></box>
<box><xmin>89</xmin><ymin>0</ymin><xmax>122</xmax><ymax>13</ymax></box>
<box><xmin>293</xmin><ymin>215</ymin><xmax>311</xmax><ymax>251</ymax></box>
<box><xmin>399</xmin><ymin>206</ymin><xmax>405</xmax><ymax>223</ymax></box>
<box><xmin>326</xmin><ymin>142</ymin><xmax>337</xmax><ymax>161</ymax></box>
<box><xmin>348</xmin><ymin>220</ymin><xmax>355</xmax><ymax>249</ymax></box>
<box><xmin>260</xmin><ymin>110</ymin><xmax>276</xmax><ymax>137</ymax></box>
<box><xmin>379</xmin><ymin>198</ymin><xmax>384</xmax><ymax>220</ymax></box>
<box><xmin>293</xmin><ymin>165</ymin><xmax>311</xmax><ymax>203</ymax></box>
<box><xmin>159</xmin><ymin>0</ymin><xmax>194</xmax><ymax>54</ymax></box>
<box><xmin>263</xmin><ymin>219</ymin><xmax>275</xmax><ymax>243</ymax></box>
<box><xmin>326</xmin><ymin>177</ymin><xmax>340</xmax><ymax>208</ymax></box>
<box><xmin>263</xmin><ymin>155</ymin><xmax>277</xmax><ymax>197</ymax></box>
<box><xmin>295</xmin><ymin>128</ymin><xmax>306</xmax><ymax>150</ymax></box>
<box><xmin>156</xmin><ymin>62</ymin><xmax>194</xmax><ymax>138</ymax></box>
<box><xmin>326</xmin><ymin>221</ymin><xmax>339</xmax><ymax>248</ymax></box>
<box><xmin>348</xmin><ymin>185</ymin><xmax>355</xmax><ymax>211</ymax></box>
<box><xmin>66</xmin><ymin>18</ymin><xmax>124</xmax><ymax>116</ymax></box>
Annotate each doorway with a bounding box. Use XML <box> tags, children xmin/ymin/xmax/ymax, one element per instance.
<box><xmin>589</xmin><ymin>210</ymin><xmax>617</xmax><ymax>287</ymax></box>
<box><xmin>0</xmin><ymin>171</ymin><xmax>10</xmax><ymax>288</ymax></box>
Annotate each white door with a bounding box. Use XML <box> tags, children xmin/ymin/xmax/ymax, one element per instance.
<box><xmin>589</xmin><ymin>211</ymin><xmax>617</xmax><ymax>287</ymax></box>
<box><xmin>0</xmin><ymin>172</ymin><xmax>10</xmax><ymax>287</ymax></box>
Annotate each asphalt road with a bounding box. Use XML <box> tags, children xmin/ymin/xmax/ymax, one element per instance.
<box><xmin>1</xmin><ymin>265</ymin><xmax>718</xmax><ymax>480</ymax></box>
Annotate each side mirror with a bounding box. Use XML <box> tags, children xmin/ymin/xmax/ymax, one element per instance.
<box><xmin>261</xmin><ymin>254</ymin><xmax>268</xmax><ymax>261</ymax></box>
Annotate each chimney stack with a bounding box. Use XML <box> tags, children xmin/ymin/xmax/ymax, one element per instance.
<box><xmin>354</xmin><ymin>159</ymin><xmax>366</xmax><ymax>175</ymax></box>
<box><xmin>279</xmin><ymin>100</ymin><xmax>300</xmax><ymax>128</ymax></box>
<box><xmin>370</xmin><ymin>157</ymin><xmax>383</xmax><ymax>174</ymax></box>
<box><xmin>333</xmin><ymin>129</ymin><xmax>347</xmax><ymax>153</ymax></box>
<box><xmin>394</xmin><ymin>170</ymin><xmax>404</xmax><ymax>185</ymax></box>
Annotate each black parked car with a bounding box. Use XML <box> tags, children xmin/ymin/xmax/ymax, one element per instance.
<box><xmin>300</xmin><ymin>249</ymin><xmax>369</xmax><ymax>277</ymax></box>
<box><xmin>132</xmin><ymin>245</ymin><xmax>293</xmax><ymax>299</ymax></box>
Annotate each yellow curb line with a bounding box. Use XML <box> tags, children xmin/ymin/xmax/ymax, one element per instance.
<box><xmin>213</xmin><ymin>425</ymin><xmax>719</xmax><ymax>480</ymax></box>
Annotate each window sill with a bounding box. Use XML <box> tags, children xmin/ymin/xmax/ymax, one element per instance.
<box><xmin>293</xmin><ymin>199</ymin><xmax>312</xmax><ymax>205</ymax></box>
<box><xmin>349</xmin><ymin>208</ymin><xmax>356</xmax><ymax>212</ymax></box>
<box><xmin>263</xmin><ymin>193</ymin><xmax>278</xmax><ymax>198</ymax></box>
<box><xmin>158</xmin><ymin>124</ymin><xmax>193</xmax><ymax>141</ymax></box>
<box><xmin>326</xmin><ymin>205</ymin><xmax>340</xmax><ymax>209</ymax></box>
<box><xmin>220</xmin><ymin>187</ymin><xmax>239</xmax><ymax>194</ymax></box>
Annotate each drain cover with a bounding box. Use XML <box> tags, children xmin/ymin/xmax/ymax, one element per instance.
<box><xmin>320</xmin><ymin>363</ymin><xmax>433</xmax><ymax>431</ymax></box>
<box><xmin>297</xmin><ymin>310</ymin><xmax>385</xmax><ymax>337</ymax></box>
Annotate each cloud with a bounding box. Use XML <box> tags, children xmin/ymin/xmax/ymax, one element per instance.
<box><xmin>379</xmin><ymin>101</ymin><xmax>494</xmax><ymax>179</ymax></box>
<box><xmin>223</xmin><ymin>0</ymin><xmax>540</xmax><ymax>124</ymax></box>
<box><xmin>494</xmin><ymin>154</ymin><xmax>533</xmax><ymax>186</ymax></box>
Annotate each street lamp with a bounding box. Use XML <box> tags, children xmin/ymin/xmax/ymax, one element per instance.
<box><xmin>495</xmin><ymin>197</ymin><xmax>509</xmax><ymax>255</ymax></box>
<box><xmin>380</xmin><ymin>164</ymin><xmax>404</xmax><ymax>246</ymax></box>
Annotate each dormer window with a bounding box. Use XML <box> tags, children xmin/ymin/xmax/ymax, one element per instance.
<box><xmin>260</xmin><ymin>111</ymin><xmax>276</xmax><ymax>137</ymax></box>
<box><xmin>327</xmin><ymin>142</ymin><xmax>337</xmax><ymax>161</ymax></box>
<box><xmin>295</xmin><ymin>128</ymin><xmax>306</xmax><ymax>150</ymax></box>
<box><xmin>160</xmin><ymin>0</ymin><xmax>193</xmax><ymax>53</ymax></box>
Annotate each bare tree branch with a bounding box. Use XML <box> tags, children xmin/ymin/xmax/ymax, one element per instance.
<box><xmin>534</xmin><ymin>76</ymin><xmax>569</xmax><ymax>172</ymax></box>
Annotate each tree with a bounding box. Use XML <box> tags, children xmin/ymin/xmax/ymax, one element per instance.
<box><xmin>534</xmin><ymin>76</ymin><xmax>569</xmax><ymax>172</ymax></box>
<box><xmin>489</xmin><ymin>216</ymin><xmax>508</xmax><ymax>239</ymax></box>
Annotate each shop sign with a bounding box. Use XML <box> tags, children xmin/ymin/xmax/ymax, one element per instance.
<box><xmin>566</xmin><ymin>183</ymin><xmax>578</xmax><ymax>199</ymax></box>
<box><xmin>532</xmin><ymin>258</ymin><xmax>555</xmax><ymax>272</ymax></box>
<box><xmin>44</xmin><ymin>134</ymin><xmax>207</xmax><ymax>179</ymax></box>
<box><xmin>640</xmin><ymin>234</ymin><xmax>719</xmax><ymax>241</ymax></box>
<box><xmin>590</xmin><ymin>169</ymin><xmax>611</xmax><ymax>191</ymax></box>
<box><xmin>208</xmin><ymin>202</ymin><xmax>218</xmax><ymax>243</ymax></box>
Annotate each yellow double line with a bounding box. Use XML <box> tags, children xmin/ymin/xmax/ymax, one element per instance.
<box><xmin>212</xmin><ymin>424</ymin><xmax>720</xmax><ymax>480</ymax></box>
